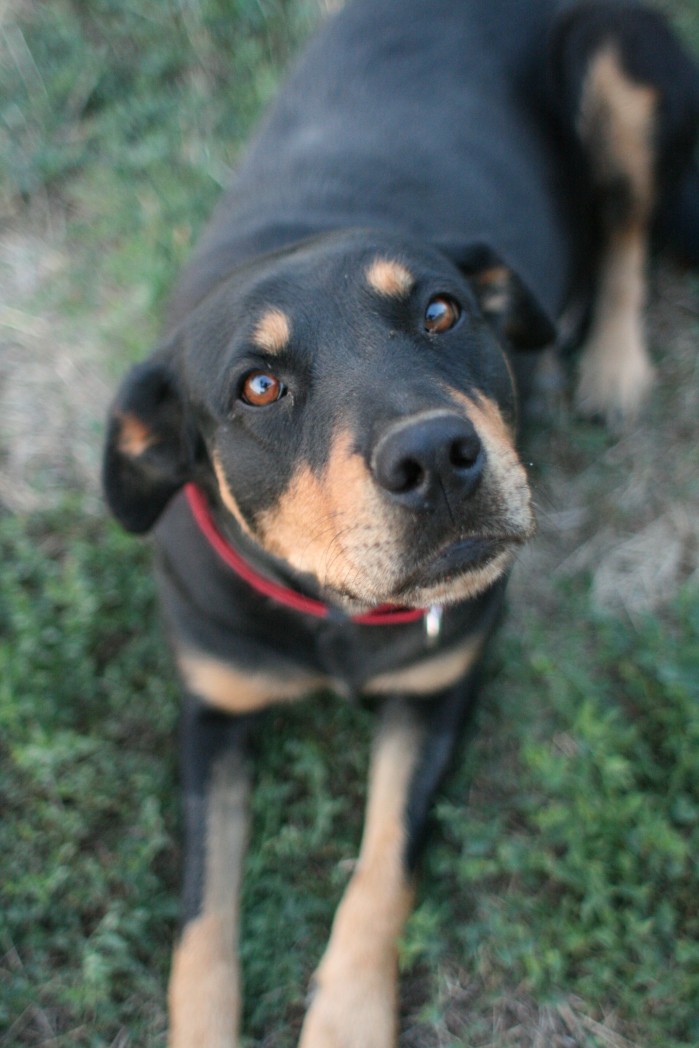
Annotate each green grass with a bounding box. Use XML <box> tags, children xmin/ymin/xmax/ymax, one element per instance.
<box><xmin>2</xmin><ymin>1</ymin><xmax>699</xmax><ymax>1045</ymax></box>
<box><xmin>0</xmin><ymin>511</ymin><xmax>177</xmax><ymax>1044</ymax></box>
<box><xmin>1</xmin><ymin>0</ymin><xmax>319</xmax><ymax>353</ymax></box>
<box><xmin>428</xmin><ymin>586</ymin><xmax>699</xmax><ymax>1046</ymax></box>
<box><xmin>2</xmin><ymin>511</ymin><xmax>698</xmax><ymax>1046</ymax></box>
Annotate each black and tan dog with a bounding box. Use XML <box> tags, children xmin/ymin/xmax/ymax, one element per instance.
<box><xmin>103</xmin><ymin>1</ymin><xmax>699</xmax><ymax>1044</ymax></box>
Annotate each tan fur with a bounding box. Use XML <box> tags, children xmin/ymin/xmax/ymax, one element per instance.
<box><xmin>177</xmin><ymin>647</ymin><xmax>329</xmax><ymax>713</ymax></box>
<box><xmin>251</xmin><ymin>307</ymin><xmax>291</xmax><ymax>354</ymax></box>
<box><xmin>115</xmin><ymin>411</ymin><xmax>156</xmax><ymax>457</ymax></box>
<box><xmin>576</xmin><ymin>229</ymin><xmax>655</xmax><ymax>420</ymax></box>
<box><xmin>169</xmin><ymin>754</ymin><xmax>248</xmax><ymax>1048</ymax></box>
<box><xmin>578</xmin><ymin>46</ymin><xmax>657</xmax><ymax>215</ymax></box>
<box><xmin>256</xmin><ymin>404</ymin><xmax>531</xmax><ymax>608</ymax></box>
<box><xmin>256</xmin><ymin>429</ymin><xmax>400</xmax><ymax>601</ymax></box>
<box><xmin>169</xmin><ymin>915</ymin><xmax>240</xmax><ymax>1048</ymax></box>
<box><xmin>472</xmin><ymin>265</ymin><xmax>511</xmax><ymax>316</ymax></box>
<box><xmin>365</xmin><ymin>257</ymin><xmax>415</xmax><ymax>298</ymax></box>
<box><xmin>449</xmin><ymin>391</ymin><xmax>535</xmax><ymax>540</ymax></box>
<box><xmin>212</xmin><ymin>451</ymin><xmax>255</xmax><ymax>539</ymax></box>
<box><xmin>576</xmin><ymin>46</ymin><xmax>658</xmax><ymax>421</ymax></box>
<box><xmin>299</xmin><ymin>704</ymin><xmax>422</xmax><ymax>1048</ymax></box>
<box><xmin>365</xmin><ymin>632</ymin><xmax>484</xmax><ymax>695</ymax></box>
<box><xmin>378</xmin><ymin>390</ymin><xmax>534</xmax><ymax>607</ymax></box>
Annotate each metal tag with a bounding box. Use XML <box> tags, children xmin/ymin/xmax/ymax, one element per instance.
<box><xmin>425</xmin><ymin>604</ymin><xmax>443</xmax><ymax>646</ymax></box>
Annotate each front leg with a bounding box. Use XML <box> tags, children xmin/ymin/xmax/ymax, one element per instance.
<box><xmin>168</xmin><ymin>696</ymin><xmax>253</xmax><ymax>1048</ymax></box>
<box><xmin>299</xmin><ymin>673</ymin><xmax>478</xmax><ymax>1048</ymax></box>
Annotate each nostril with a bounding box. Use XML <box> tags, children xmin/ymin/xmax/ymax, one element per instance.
<box><xmin>389</xmin><ymin>456</ymin><xmax>425</xmax><ymax>493</ymax></box>
<box><xmin>449</xmin><ymin>435</ymin><xmax>481</xmax><ymax>471</ymax></box>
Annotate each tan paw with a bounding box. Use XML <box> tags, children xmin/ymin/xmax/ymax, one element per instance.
<box><xmin>297</xmin><ymin>963</ymin><xmax>398</xmax><ymax>1048</ymax></box>
<box><xmin>168</xmin><ymin>914</ymin><xmax>241</xmax><ymax>1048</ymax></box>
<box><xmin>575</xmin><ymin>322</ymin><xmax>655</xmax><ymax>426</ymax></box>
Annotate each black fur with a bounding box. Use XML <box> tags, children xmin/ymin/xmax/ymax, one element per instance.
<box><xmin>102</xmin><ymin>0</ymin><xmax>699</xmax><ymax>1040</ymax></box>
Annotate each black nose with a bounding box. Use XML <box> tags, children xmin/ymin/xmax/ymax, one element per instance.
<box><xmin>372</xmin><ymin>412</ymin><xmax>484</xmax><ymax>508</ymax></box>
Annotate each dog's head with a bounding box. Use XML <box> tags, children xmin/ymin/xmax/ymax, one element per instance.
<box><xmin>104</xmin><ymin>230</ymin><xmax>553</xmax><ymax>609</ymax></box>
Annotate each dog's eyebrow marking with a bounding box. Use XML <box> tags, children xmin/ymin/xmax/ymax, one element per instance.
<box><xmin>366</xmin><ymin>258</ymin><xmax>415</xmax><ymax>298</ymax></box>
<box><xmin>252</xmin><ymin>307</ymin><xmax>291</xmax><ymax>354</ymax></box>
<box><xmin>472</xmin><ymin>265</ymin><xmax>511</xmax><ymax>316</ymax></box>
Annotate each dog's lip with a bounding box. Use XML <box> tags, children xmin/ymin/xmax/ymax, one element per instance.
<box><xmin>407</xmin><ymin>533</ymin><xmax>523</xmax><ymax>590</ymax></box>
<box><xmin>321</xmin><ymin>533</ymin><xmax>523</xmax><ymax>610</ymax></box>
<box><xmin>421</xmin><ymin>536</ymin><xmax>505</xmax><ymax>580</ymax></box>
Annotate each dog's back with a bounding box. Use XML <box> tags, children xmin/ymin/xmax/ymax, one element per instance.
<box><xmin>171</xmin><ymin>0</ymin><xmax>579</xmax><ymax>327</ymax></box>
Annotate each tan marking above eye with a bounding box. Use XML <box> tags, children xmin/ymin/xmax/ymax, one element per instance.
<box><xmin>251</xmin><ymin>307</ymin><xmax>291</xmax><ymax>354</ymax></box>
<box><xmin>366</xmin><ymin>258</ymin><xmax>415</xmax><ymax>298</ymax></box>
<box><xmin>471</xmin><ymin>266</ymin><xmax>511</xmax><ymax>318</ymax></box>
<box><xmin>424</xmin><ymin>295</ymin><xmax>461</xmax><ymax>334</ymax></box>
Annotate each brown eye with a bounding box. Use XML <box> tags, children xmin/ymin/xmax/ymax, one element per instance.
<box><xmin>424</xmin><ymin>295</ymin><xmax>461</xmax><ymax>334</ymax></box>
<box><xmin>240</xmin><ymin>370</ymin><xmax>285</xmax><ymax>406</ymax></box>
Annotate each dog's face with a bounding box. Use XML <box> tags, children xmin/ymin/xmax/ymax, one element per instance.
<box><xmin>105</xmin><ymin>231</ymin><xmax>553</xmax><ymax>608</ymax></box>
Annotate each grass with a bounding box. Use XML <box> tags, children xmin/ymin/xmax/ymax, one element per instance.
<box><xmin>432</xmin><ymin>586</ymin><xmax>699</xmax><ymax>1046</ymax></box>
<box><xmin>1</xmin><ymin>1</ymin><xmax>698</xmax><ymax>1045</ymax></box>
<box><xmin>2</xmin><ymin>511</ymin><xmax>698</xmax><ymax>1046</ymax></box>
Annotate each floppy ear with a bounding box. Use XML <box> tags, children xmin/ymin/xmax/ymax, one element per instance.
<box><xmin>103</xmin><ymin>358</ymin><xmax>198</xmax><ymax>533</ymax></box>
<box><xmin>439</xmin><ymin>241</ymin><xmax>556</xmax><ymax>350</ymax></box>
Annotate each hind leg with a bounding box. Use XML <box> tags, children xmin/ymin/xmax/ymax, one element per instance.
<box><xmin>550</xmin><ymin>4</ymin><xmax>699</xmax><ymax>424</ymax></box>
<box><xmin>575</xmin><ymin>41</ymin><xmax>657</xmax><ymax>423</ymax></box>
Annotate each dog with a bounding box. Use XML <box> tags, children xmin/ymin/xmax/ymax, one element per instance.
<box><xmin>102</xmin><ymin>1</ymin><xmax>699</xmax><ymax>1044</ymax></box>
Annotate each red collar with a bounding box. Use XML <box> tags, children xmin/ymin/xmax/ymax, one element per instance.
<box><xmin>184</xmin><ymin>483</ymin><xmax>429</xmax><ymax>626</ymax></box>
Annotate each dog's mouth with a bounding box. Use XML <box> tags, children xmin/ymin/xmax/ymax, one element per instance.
<box><xmin>415</xmin><ymin>535</ymin><xmax>509</xmax><ymax>584</ymax></box>
<box><xmin>389</xmin><ymin>532</ymin><xmax>522</xmax><ymax>602</ymax></box>
<box><xmin>325</xmin><ymin>531</ymin><xmax>524</xmax><ymax>611</ymax></box>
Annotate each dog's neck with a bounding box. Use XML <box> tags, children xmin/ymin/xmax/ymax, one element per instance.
<box><xmin>184</xmin><ymin>483</ymin><xmax>430</xmax><ymax>627</ymax></box>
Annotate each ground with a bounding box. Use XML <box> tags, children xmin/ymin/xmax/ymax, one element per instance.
<box><xmin>1</xmin><ymin>1</ymin><xmax>698</xmax><ymax>1046</ymax></box>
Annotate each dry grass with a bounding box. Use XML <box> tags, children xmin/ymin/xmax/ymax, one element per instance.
<box><xmin>398</xmin><ymin>967</ymin><xmax>645</xmax><ymax>1048</ymax></box>
<box><xmin>508</xmin><ymin>264</ymin><xmax>699</xmax><ymax>620</ymax></box>
<box><xmin>0</xmin><ymin>221</ymin><xmax>112</xmax><ymax>512</ymax></box>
